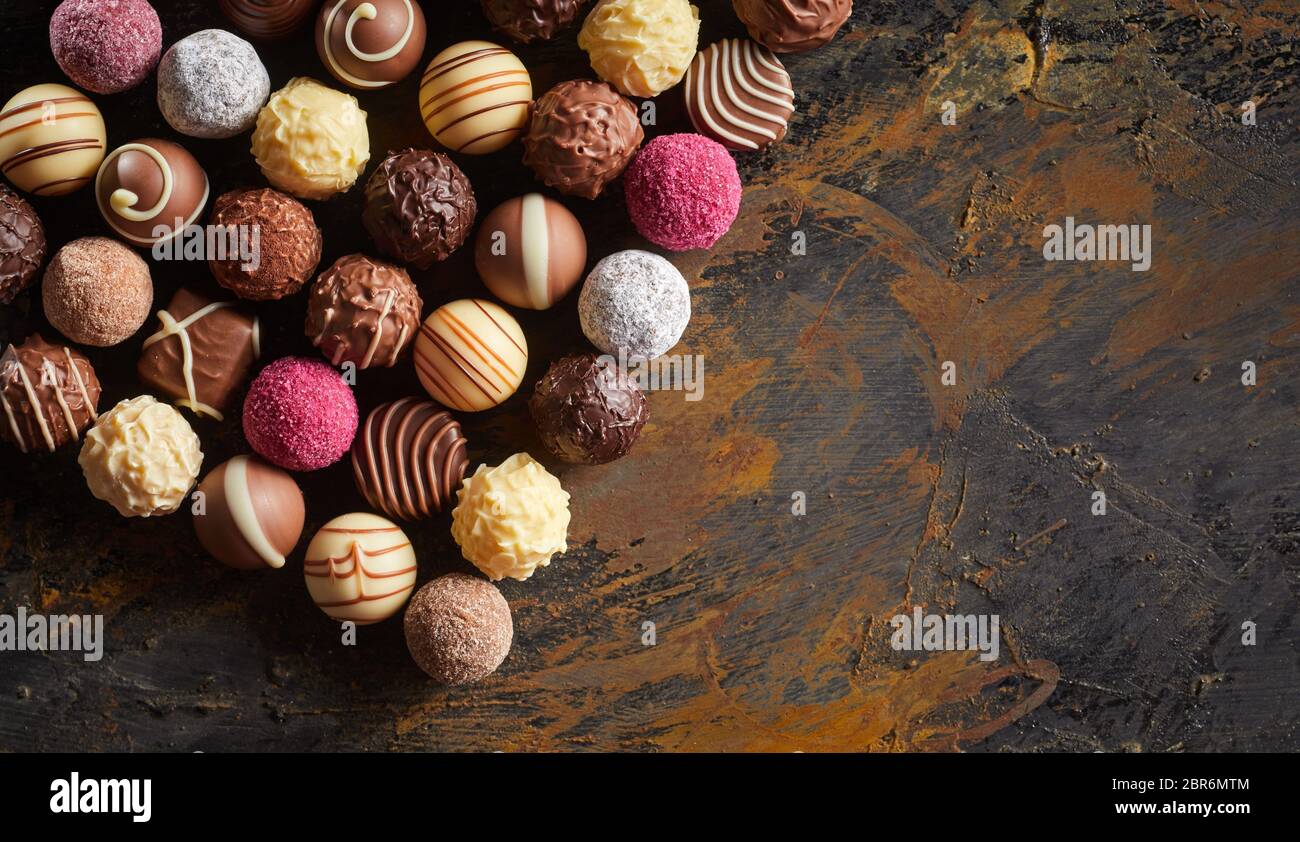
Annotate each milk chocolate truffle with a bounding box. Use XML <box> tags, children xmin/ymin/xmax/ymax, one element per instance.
<box><xmin>530</xmin><ymin>353</ymin><xmax>647</xmax><ymax>464</ymax></box>
<box><xmin>0</xmin><ymin>334</ymin><xmax>100</xmax><ymax>453</ymax></box>
<box><xmin>79</xmin><ymin>395</ymin><xmax>203</xmax><ymax>518</ymax></box>
<box><xmin>193</xmin><ymin>455</ymin><xmax>305</xmax><ymax>570</ymax></box>
<box><xmin>219</xmin><ymin>0</ymin><xmax>316</xmax><ymax>40</ymax></box>
<box><xmin>522</xmin><ymin>80</ymin><xmax>643</xmax><ymax>200</ymax></box>
<box><xmin>732</xmin><ymin>0</ymin><xmax>852</xmax><ymax>53</ymax></box>
<box><xmin>420</xmin><ymin>41</ymin><xmax>532</xmax><ymax>155</ymax></box>
<box><xmin>95</xmin><ymin>138</ymin><xmax>210</xmax><ymax>247</ymax></box>
<box><xmin>475</xmin><ymin>194</ymin><xmax>586</xmax><ymax>310</ymax></box>
<box><xmin>138</xmin><ymin>288</ymin><xmax>261</xmax><ymax>421</ymax></box>
<box><xmin>451</xmin><ymin>452</ymin><xmax>569</xmax><ymax>581</ymax></box>
<box><xmin>157</xmin><ymin>29</ymin><xmax>271</xmax><ymax>139</ymax></box>
<box><xmin>481</xmin><ymin>0</ymin><xmax>587</xmax><ymax>44</ymax></box>
<box><xmin>208</xmin><ymin>187</ymin><xmax>322</xmax><ymax>301</ymax></box>
<box><xmin>304</xmin><ymin>512</ymin><xmax>417</xmax><ymax>624</ymax></box>
<box><xmin>0</xmin><ymin>83</ymin><xmax>106</xmax><ymax>197</ymax></box>
<box><xmin>578</xmin><ymin>0</ymin><xmax>700</xmax><ymax>98</ymax></box>
<box><xmin>0</xmin><ymin>186</ymin><xmax>47</xmax><ymax>303</ymax></box>
<box><xmin>413</xmin><ymin>299</ymin><xmax>528</xmax><ymax>412</ymax></box>
<box><xmin>50</xmin><ymin>0</ymin><xmax>162</xmax><ymax>95</ymax></box>
<box><xmin>305</xmin><ymin>254</ymin><xmax>422</xmax><ymax>369</ymax></box>
<box><xmin>578</xmin><ymin>249</ymin><xmax>690</xmax><ymax>359</ymax></box>
<box><xmin>252</xmin><ymin>77</ymin><xmax>370</xmax><ymax>200</ymax></box>
<box><xmin>43</xmin><ymin>237</ymin><xmax>152</xmax><ymax>347</ymax></box>
<box><xmin>404</xmin><ymin>574</ymin><xmax>513</xmax><ymax>685</ymax></box>
<box><xmin>362</xmin><ymin>149</ymin><xmax>476</xmax><ymax>270</ymax></box>
<box><xmin>685</xmin><ymin>39</ymin><xmax>795</xmax><ymax>151</ymax></box>
<box><xmin>352</xmin><ymin>397</ymin><xmax>468</xmax><ymax>520</ymax></box>
<box><xmin>317</xmin><ymin>0</ymin><xmax>427</xmax><ymax>89</ymax></box>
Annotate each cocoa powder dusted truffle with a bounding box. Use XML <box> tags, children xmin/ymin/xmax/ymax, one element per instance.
<box><xmin>42</xmin><ymin>236</ymin><xmax>152</xmax><ymax>347</ymax></box>
<box><xmin>0</xmin><ymin>185</ymin><xmax>46</xmax><ymax>304</ymax></box>
<box><xmin>208</xmin><ymin>187</ymin><xmax>322</xmax><ymax>301</ymax></box>
<box><xmin>481</xmin><ymin>0</ymin><xmax>588</xmax><ymax>44</ymax></box>
<box><xmin>362</xmin><ymin>148</ymin><xmax>476</xmax><ymax>269</ymax></box>
<box><xmin>0</xmin><ymin>334</ymin><xmax>100</xmax><ymax>453</ymax></box>
<box><xmin>305</xmin><ymin>254</ymin><xmax>423</xmax><ymax>369</ymax></box>
<box><xmin>404</xmin><ymin>573</ymin><xmax>513</xmax><ymax>685</ymax></box>
<box><xmin>522</xmin><ymin>80</ymin><xmax>643</xmax><ymax>200</ymax></box>
<box><xmin>529</xmin><ymin>353</ymin><xmax>647</xmax><ymax>464</ymax></box>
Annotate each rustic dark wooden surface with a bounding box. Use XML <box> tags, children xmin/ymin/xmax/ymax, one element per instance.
<box><xmin>1</xmin><ymin>0</ymin><xmax>1297</xmax><ymax>752</ymax></box>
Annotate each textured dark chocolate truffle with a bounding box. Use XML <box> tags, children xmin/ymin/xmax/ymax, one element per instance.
<box><xmin>363</xmin><ymin>149</ymin><xmax>476</xmax><ymax>270</ymax></box>
<box><xmin>481</xmin><ymin>0</ymin><xmax>587</xmax><ymax>44</ymax></box>
<box><xmin>529</xmin><ymin>353</ymin><xmax>648</xmax><ymax>464</ymax></box>
<box><xmin>522</xmin><ymin>80</ymin><xmax>643</xmax><ymax>200</ymax></box>
<box><xmin>731</xmin><ymin>0</ymin><xmax>852</xmax><ymax>53</ymax></box>
<box><xmin>305</xmin><ymin>254</ymin><xmax>423</xmax><ymax>369</ymax></box>
<box><xmin>0</xmin><ymin>334</ymin><xmax>100</xmax><ymax>453</ymax></box>
<box><xmin>352</xmin><ymin>398</ymin><xmax>468</xmax><ymax>520</ymax></box>
<box><xmin>0</xmin><ymin>185</ymin><xmax>46</xmax><ymax>304</ymax></box>
<box><xmin>404</xmin><ymin>573</ymin><xmax>513</xmax><ymax>685</ymax></box>
<box><xmin>208</xmin><ymin>187</ymin><xmax>322</xmax><ymax>301</ymax></box>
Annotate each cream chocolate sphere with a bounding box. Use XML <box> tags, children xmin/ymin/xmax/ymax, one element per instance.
<box><xmin>418</xmin><ymin>41</ymin><xmax>531</xmax><ymax>155</ymax></box>
<box><xmin>303</xmin><ymin>512</ymin><xmax>417</xmax><ymax>624</ymax></box>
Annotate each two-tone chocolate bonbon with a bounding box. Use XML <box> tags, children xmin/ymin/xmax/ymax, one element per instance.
<box><xmin>316</xmin><ymin>0</ymin><xmax>426</xmax><ymax>89</ymax></box>
<box><xmin>474</xmin><ymin>193</ymin><xmax>586</xmax><ymax>310</ymax></box>
<box><xmin>193</xmin><ymin>455</ymin><xmax>305</xmax><ymax>571</ymax></box>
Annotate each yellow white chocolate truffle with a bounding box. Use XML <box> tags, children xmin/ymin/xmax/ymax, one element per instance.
<box><xmin>79</xmin><ymin>395</ymin><xmax>203</xmax><ymax>517</ymax></box>
<box><xmin>451</xmin><ymin>453</ymin><xmax>569</xmax><ymax>582</ymax></box>
<box><xmin>578</xmin><ymin>0</ymin><xmax>700</xmax><ymax>98</ymax></box>
<box><xmin>251</xmin><ymin>77</ymin><xmax>370</xmax><ymax>199</ymax></box>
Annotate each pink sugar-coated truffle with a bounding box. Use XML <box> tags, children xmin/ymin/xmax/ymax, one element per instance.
<box><xmin>624</xmin><ymin>133</ymin><xmax>743</xmax><ymax>252</ymax></box>
<box><xmin>243</xmin><ymin>357</ymin><xmax>358</xmax><ymax>472</ymax></box>
<box><xmin>50</xmin><ymin>0</ymin><xmax>162</xmax><ymax>95</ymax></box>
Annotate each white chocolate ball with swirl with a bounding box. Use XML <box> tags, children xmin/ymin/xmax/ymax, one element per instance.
<box><xmin>79</xmin><ymin>395</ymin><xmax>203</xmax><ymax>518</ymax></box>
<box><xmin>316</xmin><ymin>0</ymin><xmax>426</xmax><ymax>90</ymax></box>
<box><xmin>685</xmin><ymin>39</ymin><xmax>794</xmax><ymax>152</ymax></box>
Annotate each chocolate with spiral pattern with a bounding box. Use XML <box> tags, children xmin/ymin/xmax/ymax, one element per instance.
<box><xmin>352</xmin><ymin>398</ymin><xmax>469</xmax><ymax>520</ymax></box>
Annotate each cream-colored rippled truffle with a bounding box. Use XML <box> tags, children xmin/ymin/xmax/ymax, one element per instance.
<box><xmin>578</xmin><ymin>0</ymin><xmax>700</xmax><ymax>97</ymax></box>
<box><xmin>251</xmin><ymin>77</ymin><xmax>370</xmax><ymax>199</ymax></box>
<box><xmin>79</xmin><ymin>395</ymin><xmax>203</xmax><ymax>518</ymax></box>
<box><xmin>451</xmin><ymin>452</ymin><xmax>569</xmax><ymax>581</ymax></box>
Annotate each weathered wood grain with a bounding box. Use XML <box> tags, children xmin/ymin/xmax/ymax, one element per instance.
<box><xmin>0</xmin><ymin>0</ymin><xmax>1296</xmax><ymax>752</ymax></box>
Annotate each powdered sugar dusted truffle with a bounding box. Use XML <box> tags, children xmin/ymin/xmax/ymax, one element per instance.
<box><xmin>50</xmin><ymin>0</ymin><xmax>162</xmax><ymax>95</ymax></box>
<box><xmin>243</xmin><ymin>356</ymin><xmax>358</xmax><ymax>471</ymax></box>
<box><xmin>158</xmin><ymin>29</ymin><xmax>270</xmax><ymax>139</ymax></box>
<box><xmin>404</xmin><ymin>573</ymin><xmax>513</xmax><ymax>684</ymax></box>
<box><xmin>624</xmin><ymin>133</ymin><xmax>741</xmax><ymax>251</ymax></box>
<box><xmin>578</xmin><ymin>249</ymin><xmax>690</xmax><ymax>360</ymax></box>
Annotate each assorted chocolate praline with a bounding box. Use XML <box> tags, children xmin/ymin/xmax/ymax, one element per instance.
<box><xmin>529</xmin><ymin>353</ymin><xmax>648</xmax><ymax>464</ymax></box>
<box><xmin>362</xmin><ymin>148</ymin><xmax>477</xmax><ymax>270</ymax></box>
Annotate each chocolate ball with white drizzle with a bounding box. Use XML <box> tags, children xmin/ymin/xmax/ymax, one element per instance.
<box><xmin>305</xmin><ymin>254</ymin><xmax>423</xmax><ymax>370</ymax></box>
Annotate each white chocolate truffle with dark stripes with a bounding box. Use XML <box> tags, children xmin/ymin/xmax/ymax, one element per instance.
<box><xmin>474</xmin><ymin>193</ymin><xmax>587</xmax><ymax>310</ymax></box>
<box><xmin>303</xmin><ymin>512</ymin><xmax>417</xmax><ymax>624</ymax></box>
<box><xmin>0</xmin><ymin>83</ymin><xmax>106</xmax><ymax>197</ymax></box>
<box><xmin>413</xmin><ymin>298</ymin><xmax>528</xmax><ymax>412</ymax></box>
<box><xmin>685</xmin><ymin>38</ymin><xmax>794</xmax><ymax>152</ymax></box>
<box><xmin>193</xmin><ymin>455</ymin><xmax>305</xmax><ymax>570</ymax></box>
<box><xmin>418</xmin><ymin>40</ymin><xmax>532</xmax><ymax>155</ymax></box>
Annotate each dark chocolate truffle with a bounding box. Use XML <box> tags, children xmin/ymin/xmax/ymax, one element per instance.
<box><xmin>404</xmin><ymin>573</ymin><xmax>513</xmax><ymax>685</ymax></box>
<box><xmin>219</xmin><ymin>0</ymin><xmax>316</xmax><ymax>40</ymax></box>
<box><xmin>193</xmin><ymin>455</ymin><xmax>305</xmax><ymax>570</ymax></box>
<box><xmin>522</xmin><ymin>80</ymin><xmax>643</xmax><ymax>200</ymax></box>
<box><xmin>305</xmin><ymin>254</ymin><xmax>423</xmax><ymax>369</ymax></box>
<box><xmin>529</xmin><ymin>353</ymin><xmax>648</xmax><ymax>464</ymax></box>
<box><xmin>208</xmin><ymin>187</ymin><xmax>322</xmax><ymax>301</ymax></box>
<box><xmin>362</xmin><ymin>148</ymin><xmax>476</xmax><ymax>270</ymax></box>
<box><xmin>138</xmin><ymin>288</ymin><xmax>261</xmax><ymax>421</ymax></box>
<box><xmin>0</xmin><ymin>185</ymin><xmax>47</xmax><ymax>304</ymax></box>
<box><xmin>317</xmin><ymin>0</ymin><xmax>426</xmax><ymax>89</ymax></box>
<box><xmin>94</xmin><ymin>138</ymin><xmax>210</xmax><ymax>247</ymax></box>
<box><xmin>0</xmin><ymin>334</ymin><xmax>100</xmax><ymax>453</ymax></box>
<box><xmin>474</xmin><ymin>193</ymin><xmax>587</xmax><ymax>310</ymax></box>
<box><xmin>352</xmin><ymin>397</ymin><xmax>468</xmax><ymax>520</ymax></box>
<box><xmin>481</xmin><ymin>0</ymin><xmax>587</xmax><ymax>44</ymax></box>
<box><xmin>731</xmin><ymin>0</ymin><xmax>852</xmax><ymax>53</ymax></box>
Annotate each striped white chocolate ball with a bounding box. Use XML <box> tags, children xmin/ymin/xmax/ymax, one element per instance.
<box><xmin>303</xmin><ymin>512</ymin><xmax>416</xmax><ymax>624</ymax></box>
<box><xmin>0</xmin><ymin>83</ymin><xmax>106</xmax><ymax>196</ymax></box>
<box><xmin>418</xmin><ymin>40</ymin><xmax>531</xmax><ymax>155</ymax></box>
<box><xmin>413</xmin><ymin>298</ymin><xmax>528</xmax><ymax>412</ymax></box>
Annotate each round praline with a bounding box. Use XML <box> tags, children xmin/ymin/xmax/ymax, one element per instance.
<box><xmin>731</xmin><ymin>0</ymin><xmax>853</xmax><ymax>53</ymax></box>
<box><xmin>208</xmin><ymin>187</ymin><xmax>322</xmax><ymax>301</ymax></box>
<box><xmin>412</xmin><ymin>299</ymin><xmax>528</xmax><ymax>412</ymax></box>
<box><xmin>157</xmin><ymin>29</ymin><xmax>270</xmax><ymax>139</ymax></box>
<box><xmin>623</xmin><ymin>133</ymin><xmax>741</xmax><ymax>252</ymax></box>
<box><xmin>578</xmin><ymin>249</ymin><xmax>690</xmax><ymax>360</ymax></box>
<box><xmin>0</xmin><ymin>334</ymin><xmax>100</xmax><ymax>453</ymax></box>
<box><xmin>49</xmin><ymin>0</ymin><xmax>162</xmax><ymax>95</ymax></box>
<box><xmin>95</xmin><ymin>138</ymin><xmax>210</xmax><ymax>247</ymax></box>
<box><xmin>362</xmin><ymin>148</ymin><xmax>476</xmax><ymax>270</ymax></box>
<box><xmin>0</xmin><ymin>186</ymin><xmax>47</xmax><ymax>304</ymax></box>
<box><xmin>351</xmin><ymin>398</ymin><xmax>468</xmax><ymax>520</ymax></box>
<box><xmin>219</xmin><ymin>0</ymin><xmax>317</xmax><ymax>40</ymax></box>
<box><xmin>0</xmin><ymin>83</ymin><xmax>106</xmax><ymax>197</ymax></box>
<box><xmin>480</xmin><ymin>0</ymin><xmax>587</xmax><ymax>44</ymax></box>
<box><xmin>521</xmin><ymin>79</ymin><xmax>642</xmax><ymax>200</ymax></box>
<box><xmin>42</xmin><ymin>236</ymin><xmax>153</xmax><ymax>347</ymax></box>
<box><xmin>242</xmin><ymin>357</ymin><xmax>359</xmax><ymax>472</ymax></box>
<box><xmin>419</xmin><ymin>41</ymin><xmax>531</xmax><ymax>155</ymax></box>
<box><xmin>404</xmin><ymin>573</ymin><xmax>513</xmax><ymax>684</ymax></box>
<box><xmin>529</xmin><ymin>353</ymin><xmax>648</xmax><ymax>464</ymax></box>
<box><xmin>304</xmin><ymin>512</ymin><xmax>417</xmax><ymax>624</ymax></box>
<box><xmin>193</xmin><ymin>455</ymin><xmax>305</xmax><ymax>570</ymax></box>
<box><xmin>474</xmin><ymin>193</ymin><xmax>586</xmax><ymax>310</ymax></box>
<box><xmin>305</xmin><ymin>254</ymin><xmax>423</xmax><ymax>370</ymax></box>
<box><xmin>316</xmin><ymin>0</ymin><xmax>427</xmax><ymax>89</ymax></box>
